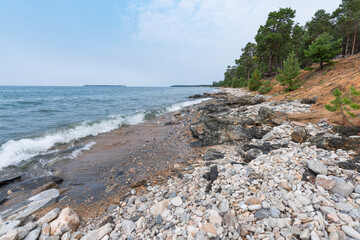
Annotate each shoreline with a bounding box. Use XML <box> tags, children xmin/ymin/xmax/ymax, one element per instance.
<box><xmin>1</xmin><ymin>88</ymin><xmax>360</xmax><ymax>239</ymax></box>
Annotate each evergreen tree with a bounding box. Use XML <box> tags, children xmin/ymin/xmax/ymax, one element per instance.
<box><xmin>255</xmin><ymin>8</ymin><xmax>296</xmax><ymax>74</ymax></box>
<box><xmin>248</xmin><ymin>70</ymin><xmax>262</xmax><ymax>91</ymax></box>
<box><xmin>235</xmin><ymin>43</ymin><xmax>257</xmax><ymax>80</ymax></box>
<box><xmin>276</xmin><ymin>52</ymin><xmax>301</xmax><ymax>92</ymax></box>
<box><xmin>304</xmin><ymin>33</ymin><xmax>342</xmax><ymax>69</ymax></box>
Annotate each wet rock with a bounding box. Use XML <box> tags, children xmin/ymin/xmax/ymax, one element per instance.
<box><xmin>0</xmin><ymin>189</ymin><xmax>60</xmax><ymax>221</ymax></box>
<box><xmin>307</xmin><ymin>160</ymin><xmax>327</xmax><ymax>175</ymax></box>
<box><xmin>10</xmin><ymin>176</ymin><xmax>63</xmax><ymax>192</ymax></box>
<box><xmin>203</xmin><ymin>149</ymin><xmax>224</xmax><ymax>161</ymax></box>
<box><xmin>50</xmin><ymin>208</ymin><xmax>80</xmax><ymax>236</ymax></box>
<box><xmin>32</xmin><ymin>182</ymin><xmax>57</xmax><ymax>195</ymax></box>
<box><xmin>0</xmin><ymin>175</ymin><xmax>21</xmax><ymax>187</ymax></box>
<box><xmin>80</xmin><ymin>223</ymin><xmax>113</xmax><ymax>240</ymax></box>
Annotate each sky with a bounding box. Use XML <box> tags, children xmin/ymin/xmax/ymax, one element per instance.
<box><xmin>0</xmin><ymin>0</ymin><xmax>342</xmax><ymax>87</ymax></box>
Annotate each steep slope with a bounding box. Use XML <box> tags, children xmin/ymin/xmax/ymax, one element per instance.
<box><xmin>269</xmin><ymin>54</ymin><xmax>360</xmax><ymax>125</ymax></box>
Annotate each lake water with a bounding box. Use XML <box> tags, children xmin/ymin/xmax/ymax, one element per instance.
<box><xmin>0</xmin><ymin>86</ymin><xmax>213</xmax><ymax>169</ymax></box>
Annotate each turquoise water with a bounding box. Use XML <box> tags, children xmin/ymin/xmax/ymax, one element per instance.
<box><xmin>0</xmin><ymin>86</ymin><xmax>212</xmax><ymax>169</ymax></box>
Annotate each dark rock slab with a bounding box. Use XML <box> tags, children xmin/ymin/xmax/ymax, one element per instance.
<box><xmin>291</xmin><ymin>127</ymin><xmax>309</xmax><ymax>143</ymax></box>
<box><xmin>0</xmin><ymin>175</ymin><xmax>21</xmax><ymax>187</ymax></box>
<box><xmin>226</xmin><ymin>95</ymin><xmax>265</xmax><ymax>106</ymax></box>
<box><xmin>301</xmin><ymin>97</ymin><xmax>317</xmax><ymax>105</ymax></box>
<box><xmin>11</xmin><ymin>176</ymin><xmax>63</xmax><ymax>192</ymax></box>
<box><xmin>204</xmin><ymin>149</ymin><xmax>224</xmax><ymax>161</ymax></box>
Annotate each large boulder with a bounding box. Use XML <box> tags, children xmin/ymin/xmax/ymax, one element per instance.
<box><xmin>50</xmin><ymin>208</ymin><xmax>80</xmax><ymax>236</ymax></box>
<box><xmin>226</xmin><ymin>95</ymin><xmax>265</xmax><ymax>106</ymax></box>
<box><xmin>258</xmin><ymin>107</ymin><xmax>288</xmax><ymax>125</ymax></box>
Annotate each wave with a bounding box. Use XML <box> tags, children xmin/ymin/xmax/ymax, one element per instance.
<box><xmin>0</xmin><ymin>97</ymin><xmax>210</xmax><ymax>170</ymax></box>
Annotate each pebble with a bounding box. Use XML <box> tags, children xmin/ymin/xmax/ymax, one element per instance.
<box><xmin>170</xmin><ymin>196</ymin><xmax>183</xmax><ymax>207</ymax></box>
<box><xmin>342</xmin><ymin>226</ymin><xmax>360</xmax><ymax>239</ymax></box>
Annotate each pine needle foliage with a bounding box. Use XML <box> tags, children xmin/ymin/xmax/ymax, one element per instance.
<box><xmin>325</xmin><ymin>86</ymin><xmax>360</xmax><ymax>125</ymax></box>
<box><xmin>276</xmin><ymin>52</ymin><xmax>301</xmax><ymax>92</ymax></box>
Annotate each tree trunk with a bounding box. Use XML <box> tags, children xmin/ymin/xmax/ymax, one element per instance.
<box><xmin>320</xmin><ymin>62</ymin><xmax>323</xmax><ymax>70</ymax></box>
<box><xmin>268</xmin><ymin>54</ymin><xmax>273</xmax><ymax>73</ymax></box>
<box><xmin>352</xmin><ymin>22</ymin><xmax>358</xmax><ymax>55</ymax></box>
<box><xmin>247</xmin><ymin>69</ymin><xmax>250</xmax><ymax>80</ymax></box>
<box><xmin>345</xmin><ymin>31</ymin><xmax>349</xmax><ymax>55</ymax></box>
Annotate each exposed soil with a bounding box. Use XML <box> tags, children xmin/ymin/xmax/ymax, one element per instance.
<box><xmin>268</xmin><ymin>53</ymin><xmax>360</xmax><ymax>125</ymax></box>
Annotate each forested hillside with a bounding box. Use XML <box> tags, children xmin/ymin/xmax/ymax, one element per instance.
<box><xmin>214</xmin><ymin>0</ymin><xmax>360</xmax><ymax>92</ymax></box>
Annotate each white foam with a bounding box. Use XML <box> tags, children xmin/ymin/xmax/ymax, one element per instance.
<box><xmin>69</xmin><ymin>141</ymin><xmax>96</xmax><ymax>159</ymax></box>
<box><xmin>0</xmin><ymin>113</ymin><xmax>145</xmax><ymax>169</ymax></box>
<box><xmin>166</xmin><ymin>98</ymin><xmax>211</xmax><ymax>112</ymax></box>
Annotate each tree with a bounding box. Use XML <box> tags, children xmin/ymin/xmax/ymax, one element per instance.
<box><xmin>235</xmin><ymin>42</ymin><xmax>257</xmax><ymax>80</ymax></box>
<box><xmin>325</xmin><ymin>86</ymin><xmax>360</xmax><ymax>125</ymax></box>
<box><xmin>255</xmin><ymin>8</ymin><xmax>296</xmax><ymax>74</ymax></box>
<box><xmin>276</xmin><ymin>52</ymin><xmax>301</xmax><ymax>92</ymax></box>
<box><xmin>333</xmin><ymin>0</ymin><xmax>360</xmax><ymax>55</ymax></box>
<box><xmin>248</xmin><ymin>70</ymin><xmax>262</xmax><ymax>91</ymax></box>
<box><xmin>304</xmin><ymin>33</ymin><xmax>342</xmax><ymax>69</ymax></box>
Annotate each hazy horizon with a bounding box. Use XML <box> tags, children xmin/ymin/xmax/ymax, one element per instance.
<box><xmin>0</xmin><ymin>0</ymin><xmax>341</xmax><ymax>86</ymax></box>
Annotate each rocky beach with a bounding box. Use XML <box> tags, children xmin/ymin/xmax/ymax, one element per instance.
<box><xmin>1</xmin><ymin>88</ymin><xmax>360</xmax><ymax>240</ymax></box>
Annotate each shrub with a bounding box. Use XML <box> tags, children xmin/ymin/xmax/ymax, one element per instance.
<box><xmin>276</xmin><ymin>52</ymin><xmax>301</xmax><ymax>92</ymax></box>
<box><xmin>258</xmin><ymin>80</ymin><xmax>272</xmax><ymax>94</ymax></box>
<box><xmin>325</xmin><ymin>86</ymin><xmax>360</xmax><ymax>125</ymax></box>
<box><xmin>248</xmin><ymin>70</ymin><xmax>262</xmax><ymax>91</ymax></box>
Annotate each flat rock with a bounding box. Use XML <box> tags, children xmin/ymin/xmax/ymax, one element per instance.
<box><xmin>0</xmin><ymin>230</ymin><xmax>18</xmax><ymax>240</ymax></box>
<box><xmin>203</xmin><ymin>149</ymin><xmax>224</xmax><ymax>161</ymax></box>
<box><xmin>23</xmin><ymin>227</ymin><xmax>41</xmax><ymax>240</ymax></box>
<box><xmin>10</xmin><ymin>176</ymin><xmax>63</xmax><ymax>192</ymax></box>
<box><xmin>80</xmin><ymin>223</ymin><xmax>113</xmax><ymax>240</ymax></box>
<box><xmin>330</xmin><ymin>182</ymin><xmax>355</xmax><ymax>197</ymax></box>
<box><xmin>254</xmin><ymin>209</ymin><xmax>270</xmax><ymax>220</ymax></box>
<box><xmin>0</xmin><ymin>221</ymin><xmax>21</xmax><ymax>237</ymax></box>
<box><xmin>36</xmin><ymin>208</ymin><xmax>60</xmax><ymax>226</ymax></box>
<box><xmin>0</xmin><ymin>175</ymin><xmax>21</xmax><ymax>187</ymax></box>
<box><xmin>307</xmin><ymin>160</ymin><xmax>327</xmax><ymax>175</ymax></box>
<box><xmin>349</xmin><ymin>209</ymin><xmax>360</xmax><ymax>220</ymax></box>
<box><xmin>342</xmin><ymin>226</ymin><xmax>360</xmax><ymax>239</ymax></box>
<box><xmin>0</xmin><ymin>189</ymin><xmax>60</xmax><ymax>221</ymax></box>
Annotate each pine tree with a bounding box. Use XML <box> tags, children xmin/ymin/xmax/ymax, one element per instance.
<box><xmin>304</xmin><ymin>33</ymin><xmax>342</xmax><ymax>69</ymax></box>
<box><xmin>248</xmin><ymin>70</ymin><xmax>262</xmax><ymax>91</ymax></box>
<box><xmin>276</xmin><ymin>52</ymin><xmax>301</xmax><ymax>92</ymax></box>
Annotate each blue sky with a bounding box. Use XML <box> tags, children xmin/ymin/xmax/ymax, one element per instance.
<box><xmin>0</xmin><ymin>0</ymin><xmax>341</xmax><ymax>86</ymax></box>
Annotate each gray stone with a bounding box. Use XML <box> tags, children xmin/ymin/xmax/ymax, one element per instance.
<box><xmin>307</xmin><ymin>160</ymin><xmax>327</xmax><ymax>175</ymax></box>
<box><xmin>355</xmin><ymin>185</ymin><xmax>360</xmax><ymax>194</ymax></box>
<box><xmin>171</xmin><ymin>197</ymin><xmax>183</xmax><ymax>207</ymax></box>
<box><xmin>335</xmin><ymin>202</ymin><xmax>355</xmax><ymax>212</ymax></box>
<box><xmin>36</xmin><ymin>208</ymin><xmax>60</xmax><ymax>226</ymax></box>
<box><xmin>0</xmin><ymin>189</ymin><xmax>60</xmax><ymax>221</ymax></box>
<box><xmin>0</xmin><ymin>230</ymin><xmax>18</xmax><ymax>240</ymax></box>
<box><xmin>320</xmin><ymin>206</ymin><xmax>336</xmax><ymax>215</ymax></box>
<box><xmin>155</xmin><ymin>214</ymin><xmax>162</xmax><ymax>225</ymax></box>
<box><xmin>0</xmin><ymin>221</ymin><xmax>21</xmax><ymax>236</ymax></box>
<box><xmin>218</xmin><ymin>199</ymin><xmax>229</xmax><ymax>213</ymax></box>
<box><xmin>17</xmin><ymin>222</ymin><xmax>37</xmax><ymax>239</ymax></box>
<box><xmin>81</xmin><ymin>223</ymin><xmax>113</xmax><ymax>240</ymax></box>
<box><xmin>194</xmin><ymin>230</ymin><xmax>209</xmax><ymax>240</ymax></box>
<box><xmin>299</xmin><ymin>229</ymin><xmax>310</xmax><ymax>240</ymax></box>
<box><xmin>23</xmin><ymin>227</ymin><xmax>41</xmax><ymax>240</ymax></box>
<box><xmin>342</xmin><ymin>226</ymin><xmax>360</xmax><ymax>239</ymax></box>
<box><xmin>269</xmin><ymin>206</ymin><xmax>280</xmax><ymax>218</ymax></box>
<box><xmin>121</xmin><ymin>220</ymin><xmax>136</xmax><ymax>235</ymax></box>
<box><xmin>254</xmin><ymin>209</ymin><xmax>270</xmax><ymax>220</ymax></box>
<box><xmin>330</xmin><ymin>182</ymin><xmax>355</xmax><ymax>197</ymax></box>
<box><xmin>349</xmin><ymin>209</ymin><xmax>360</xmax><ymax>220</ymax></box>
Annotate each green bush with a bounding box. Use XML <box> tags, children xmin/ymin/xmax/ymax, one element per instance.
<box><xmin>276</xmin><ymin>52</ymin><xmax>301</xmax><ymax>92</ymax></box>
<box><xmin>258</xmin><ymin>80</ymin><xmax>272</xmax><ymax>94</ymax></box>
<box><xmin>303</xmin><ymin>66</ymin><xmax>314</xmax><ymax>71</ymax></box>
<box><xmin>248</xmin><ymin>70</ymin><xmax>262</xmax><ymax>91</ymax></box>
<box><xmin>325</xmin><ymin>86</ymin><xmax>360</xmax><ymax>125</ymax></box>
